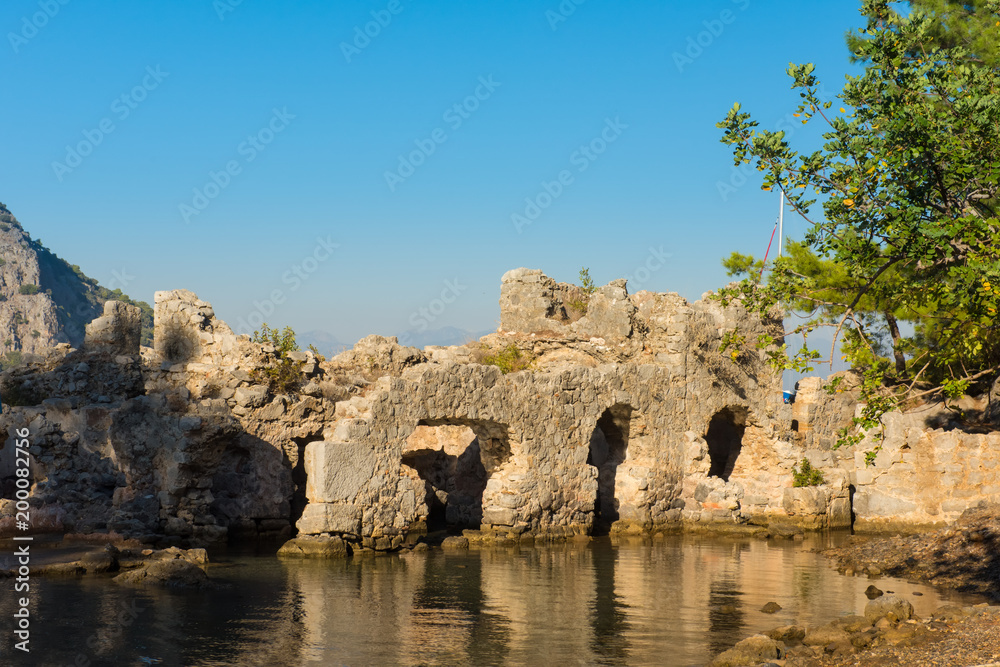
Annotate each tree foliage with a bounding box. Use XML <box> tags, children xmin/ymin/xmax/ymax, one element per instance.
<box><xmin>716</xmin><ymin>0</ymin><xmax>1000</xmax><ymax>453</ymax></box>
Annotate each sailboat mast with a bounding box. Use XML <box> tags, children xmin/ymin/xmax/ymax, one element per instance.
<box><xmin>777</xmin><ymin>190</ymin><xmax>784</xmax><ymax>257</ymax></box>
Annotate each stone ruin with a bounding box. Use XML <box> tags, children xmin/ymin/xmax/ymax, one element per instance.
<box><xmin>1</xmin><ymin>269</ymin><xmax>997</xmax><ymax>551</ymax></box>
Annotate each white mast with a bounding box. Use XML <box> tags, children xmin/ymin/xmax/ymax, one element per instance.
<box><xmin>778</xmin><ymin>190</ymin><xmax>784</xmax><ymax>257</ymax></box>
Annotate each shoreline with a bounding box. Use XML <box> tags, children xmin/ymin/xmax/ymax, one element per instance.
<box><xmin>707</xmin><ymin>505</ymin><xmax>1000</xmax><ymax>666</ymax></box>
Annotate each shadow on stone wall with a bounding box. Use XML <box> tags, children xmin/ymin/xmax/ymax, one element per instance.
<box><xmin>589</xmin><ymin>404</ymin><xmax>633</xmax><ymax>535</ymax></box>
<box><xmin>706</xmin><ymin>407</ymin><xmax>747</xmax><ymax>482</ymax></box>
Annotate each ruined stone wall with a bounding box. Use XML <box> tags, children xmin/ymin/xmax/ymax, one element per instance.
<box><xmin>15</xmin><ymin>267</ymin><xmax>949</xmax><ymax>551</ymax></box>
<box><xmin>299</xmin><ymin>269</ymin><xmax>787</xmax><ymax>545</ymax></box>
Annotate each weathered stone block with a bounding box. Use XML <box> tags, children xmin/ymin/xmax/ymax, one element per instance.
<box><xmin>296</xmin><ymin>502</ymin><xmax>362</xmax><ymax>536</ymax></box>
<box><xmin>304</xmin><ymin>441</ymin><xmax>378</xmax><ymax>504</ymax></box>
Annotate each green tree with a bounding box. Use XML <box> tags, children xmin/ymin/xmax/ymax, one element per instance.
<box><xmin>848</xmin><ymin>1</ymin><xmax>1000</xmax><ymax>67</ymax></box>
<box><xmin>716</xmin><ymin>0</ymin><xmax>1000</xmax><ymax>453</ymax></box>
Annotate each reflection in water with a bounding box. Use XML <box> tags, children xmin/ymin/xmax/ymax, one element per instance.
<box><xmin>590</xmin><ymin>543</ymin><xmax>630</xmax><ymax>664</ymax></box>
<box><xmin>0</xmin><ymin>534</ymin><xmax>987</xmax><ymax>666</ymax></box>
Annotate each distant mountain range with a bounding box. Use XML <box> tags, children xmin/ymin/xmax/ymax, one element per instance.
<box><xmin>298</xmin><ymin>326</ymin><xmax>494</xmax><ymax>357</ymax></box>
<box><xmin>396</xmin><ymin>326</ymin><xmax>494</xmax><ymax>349</ymax></box>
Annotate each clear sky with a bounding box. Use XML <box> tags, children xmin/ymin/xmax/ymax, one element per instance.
<box><xmin>0</xmin><ymin>0</ymin><xmax>865</xmax><ymax>345</ymax></box>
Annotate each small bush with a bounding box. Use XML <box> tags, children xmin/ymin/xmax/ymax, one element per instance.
<box><xmin>566</xmin><ymin>267</ymin><xmax>597</xmax><ymax>313</ymax></box>
<box><xmin>792</xmin><ymin>458</ymin><xmax>824</xmax><ymax>487</ymax></box>
<box><xmin>252</xmin><ymin>323</ymin><xmax>305</xmax><ymax>394</ymax></box>
<box><xmin>477</xmin><ymin>344</ymin><xmax>534</xmax><ymax>374</ymax></box>
<box><xmin>18</xmin><ymin>284</ymin><xmax>39</xmax><ymax>295</ymax></box>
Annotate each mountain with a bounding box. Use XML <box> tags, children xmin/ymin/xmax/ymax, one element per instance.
<box><xmin>395</xmin><ymin>326</ymin><xmax>494</xmax><ymax>349</ymax></box>
<box><xmin>296</xmin><ymin>330</ymin><xmax>351</xmax><ymax>358</ymax></box>
<box><xmin>0</xmin><ymin>202</ymin><xmax>152</xmax><ymax>363</ymax></box>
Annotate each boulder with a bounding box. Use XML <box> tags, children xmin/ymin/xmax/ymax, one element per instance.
<box><xmin>114</xmin><ymin>559</ymin><xmax>209</xmax><ymax>588</ymax></box>
<box><xmin>864</xmin><ymin>595</ymin><xmax>914</xmax><ymax>624</ymax></box>
<box><xmin>709</xmin><ymin>634</ymin><xmax>785</xmax><ymax>667</ymax></box>
<box><xmin>441</xmin><ymin>536</ymin><xmax>470</xmax><ymax>550</ymax></box>
<box><xmin>765</xmin><ymin>625</ymin><xmax>805</xmax><ymax>644</ymax></box>
<box><xmin>802</xmin><ymin>623</ymin><xmax>851</xmax><ymax>646</ymax></box>
<box><xmin>277</xmin><ymin>535</ymin><xmax>349</xmax><ymax>558</ymax></box>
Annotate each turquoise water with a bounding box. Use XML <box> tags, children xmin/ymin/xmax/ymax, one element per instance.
<box><xmin>0</xmin><ymin>534</ymin><xmax>984</xmax><ymax>666</ymax></box>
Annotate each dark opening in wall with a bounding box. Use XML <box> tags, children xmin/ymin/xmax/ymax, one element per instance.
<box><xmin>587</xmin><ymin>404</ymin><xmax>632</xmax><ymax>534</ymax></box>
<box><xmin>848</xmin><ymin>484</ymin><xmax>857</xmax><ymax>532</ymax></box>
<box><xmin>401</xmin><ymin>419</ymin><xmax>511</xmax><ymax>531</ymax></box>
<box><xmin>706</xmin><ymin>407</ymin><xmax>747</xmax><ymax>481</ymax></box>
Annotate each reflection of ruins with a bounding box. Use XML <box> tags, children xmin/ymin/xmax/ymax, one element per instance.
<box><xmin>0</xmin><ymin>535</ymin><xmax>980</xmax><ymax>665</ymax></box>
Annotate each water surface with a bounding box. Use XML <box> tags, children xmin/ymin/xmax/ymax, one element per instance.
<box><xmin>0</xmin><ymin>533</ymin><xmax>983</xmax><ymax>666</ymax></box>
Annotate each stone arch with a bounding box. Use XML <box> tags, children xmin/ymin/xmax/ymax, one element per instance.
<box><xmin>401</xmin><ymin>418</ymin><xmax>511</xmax><ymax>530</ymax></box>
<box><xmin>705</xmin><ymin>407</ymin><xmax>747</xmax><ymax>481</ymax></box>
<box><xmin>209</xmin><ymin>434</ymin><xmax>294</xmax><ymax>541</ymax></box>
<box><xmin>587</xmin><ymin>404</ymin><xmax>633</xmax><ymax>533</ymax></box>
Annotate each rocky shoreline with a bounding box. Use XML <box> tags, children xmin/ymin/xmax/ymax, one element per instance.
<box><xmin>707</xmin><ymin>505</ymin><xmax>1000</xmax><ymax>666</ymax></box>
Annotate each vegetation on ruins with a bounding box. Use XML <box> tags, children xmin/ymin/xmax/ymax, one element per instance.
<box><xmin>475</xmin><ymin>343</ymin><xmax>535</xmax><ymax>374</ymax></box>
<box><xmin>251</xmin><ymin>323</ymin><xmax>315</xmax><ymax>394</ymax></box>
<box><xmin>567</xmin><ymin>267</ymin><xmax>597</xmax><ymax>313</ymax></box>
<box><xmin>792</xmin><ymin>458</ymin><xmax>825</xmax><ymax>487</ymax></box>
<box><xmin>716</xmin><ymin>0</ymin><xmax>1000</xmax><ymax>457</ymax></box>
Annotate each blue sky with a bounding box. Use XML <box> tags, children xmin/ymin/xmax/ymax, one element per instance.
<box><xmin>0</xmin><ymin>0</ymin><xmax>866</xmax><ymax>345</ymax></box>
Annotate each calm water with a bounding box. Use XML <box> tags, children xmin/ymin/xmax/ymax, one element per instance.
<box><xmin>0</xmin><ymin>533</ymin><xmax>984</xmax><ymax>667</ymax></box>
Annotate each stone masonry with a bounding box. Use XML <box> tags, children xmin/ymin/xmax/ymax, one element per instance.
<box><xmin>3</xmin><ymin>267</ymin><xmax>991</xmax><ymax>551</ymax></box>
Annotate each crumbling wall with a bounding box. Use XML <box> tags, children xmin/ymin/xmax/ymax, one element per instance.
<box><xmin>298</xmin><ymin>269</ymin><xmax>786</xmax><ymax>545</ymax></box>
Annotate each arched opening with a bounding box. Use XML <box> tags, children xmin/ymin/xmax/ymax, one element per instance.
<box><xmin>705</xmin><ymin>407</ymin><xmax>747</xmax><ymax>481</ymax></box>
<box><xmin>402</xmin><ymin>420</ymin><xmax>511</xmax><ymax>532</ymax></box>
<box><xmin>209</xmin><ymin>434</ymin><xmax>295</xmax><ymax>542</ymax></box>
<box><xmin>588</xmin><ymin>404</ymin><xmax>632</xmax><ymax>534</ymax></box>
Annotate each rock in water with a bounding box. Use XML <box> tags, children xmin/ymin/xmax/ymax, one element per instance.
<box><xmin>761</xmin><ymin>601</ymin><xmax>782</xmax><ymax>613</ymax></box>
<box><xmin>865</xmin><ymin>584</ymin><xmax>884</xmax><ymax>599</ymax></box>
<box><xmin>114</xmin><ymin>559</ymin><xmax>209</xmax><ymax>588</ymax></box>
<box><xmin>276</xmin><ymin>535</ymin><xmax>349</xmax><ymax>558</ymax></box>
<box><xmin>441</xmin><ymin>536</ymin><xmax>470</xmax><ymax>550</ymax></box>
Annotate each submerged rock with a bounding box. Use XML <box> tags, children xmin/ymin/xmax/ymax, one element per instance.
<box><xmin>114</xmin><ymin>559</ymin><xmax>209</xmax><ymax>588</ymax></box>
